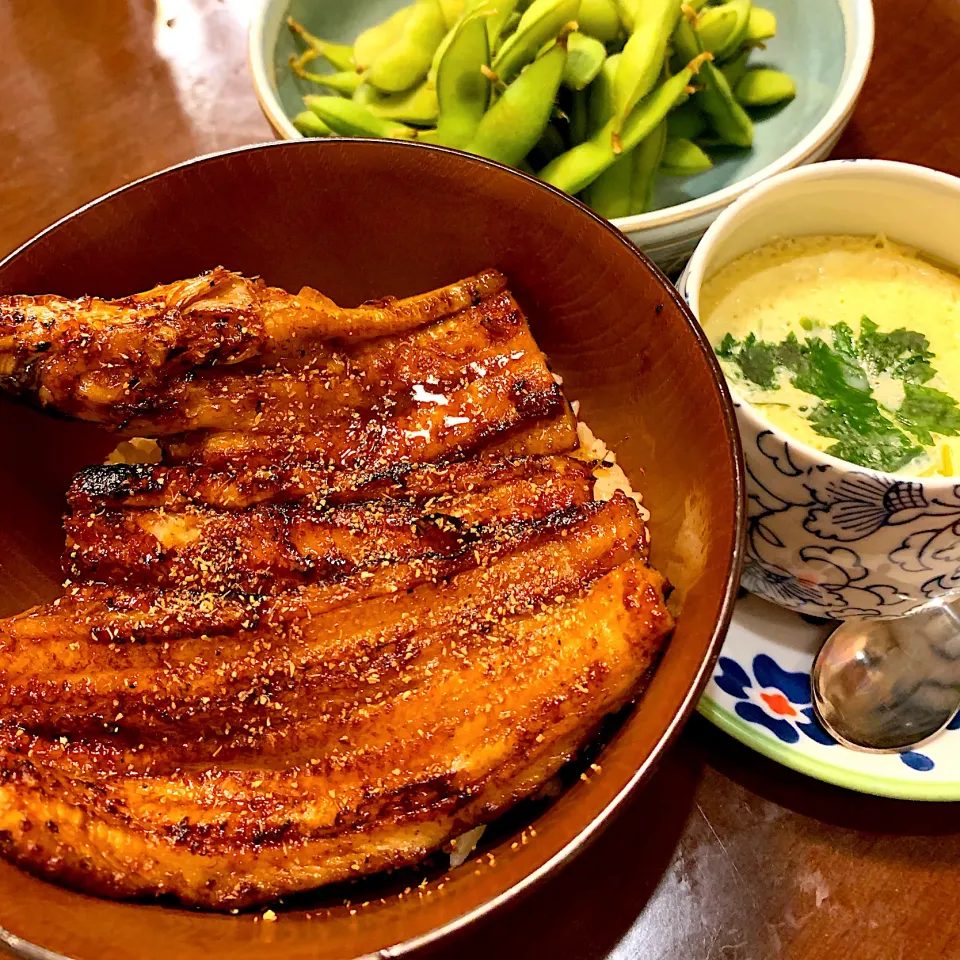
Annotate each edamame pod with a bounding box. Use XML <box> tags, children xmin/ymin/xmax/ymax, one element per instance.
<box><xmin>492</xmin><ymin>0</ymin><xmax>579</xmax><ymax>84</ymax></box>
<box><xmin>613</xmin><ymin>0</ymin><xmax>639</xmax><ymax>32</ymax></box>
<box><xmin>369</xmin><ymin>82</ymin><xmax>440</xmax><ymax>124</ymax></box>
<box><xmin>355</xmin><ymin>6</ymin><xmax>414</xmax><ymax>70</ymax></box>
<box><xmin>694</xmin><ymin>5</ymin><xmax>738</xmax><ymax>57</ymax></box>
<box><xmin>540</xmin><ymin>53</ymin><xmax>708</xmax><ymax>194</ymax></box>
<box><xmin>583</xmin><ymin>142</ymin><xmax>635</xmax><ymax>218</ymax></box>
<box><xmin>353</xmin><ymin>82</ymin><xmax>381</xmax><ymax>105</ymax></box>
<box><xmin>436</xmin><ymin>13</ymin><xmax>491</xmax><ymax>147</ymax></box>
<box><xmin>745</xmin><ymin>5</ymin><xmax>776</xmax><ymax>40</ymax></box>
<box><xmin>629</xmin><ymin>119</ymin><xmax>667</xmax><ymax>213</ymax></box>
<box><xmin>579</xmin><ymin>0</ymin><xmax>622</xmax><ymax>43</ymax></box>
<box><xmin>287</xmin><ymin>17</ymin><xmax>356</xmax><ymax>72</ymax></box>
<box><xmin>700</xmin><ymin>0</ymin><xmax>751</xmax><ymax>61</ymax></box>
<box><xmin>587</xmin><ymin>52</ymin><xmax>621</xmax><ymax>134</ymax></box>
<box><xmin>499</xmin><ymin>10</ymin><xmax>523</xmax><ymax>39</ymax></box>
<box><xmin>486</xmin><ymin>0</ymin><xmax>522</xmax><ymax>48</ymax></box>
<box><xmin>563</xmin><ymin>33</ymin><xmax>608</xmax><ymax>91</ymax></box>
<box><xmin>290</xmin><ymin>58</ymin><xmax>364</xmax><ymax>95</ymax></box>
<box><xmin>660</xmin><ymin>136</ymin><xmax>712</xmax><ymax>174</ymax></box>
<box><xmin>293</xmin><ymin>110</ymin><xmax>332</xmax><ymax>137</ymax></box>
<box><xmin>440</xmin><ymin>0</ymin><xmax>468</xmax><ymax>28</ymax></box>
<box><xmin>672</xmin><ymin>9</ymin><xmax>699</xmax><ymax>62</ymax></box>
<box><xmin>666</xmin><ymin>99</ymin><xmax>706</xmax><ymax>139</ymax></box>
<box><xmin>697</xmin><ymin>58</ymin><xmax>753</xmax><ymax>146</ymax></box>
<box><xmin>735</xmin><ymin>68</ymin><xmax>796</xmax><ymax>106</ymax></box>
<box><xmin>367</xmin><ymin>0</ymin><xmax>447</xmax><ymax>93</ymax></box>
<box><xmin>470</xmin><ymin>38</ymin><xmax>568</xmax><ymax>165</ymax></box>
<box><xmin>304</xmin><ymin>95</ymin><xmax>419</xmax><ymax>138</ymax></box>
<box><xmin>613</xmin><ymin>0</ymin><xmax>682</xmax><ymax>145</ymax></box>
<box><xmin>720</xmin><ymin>48</ymin><xmax>749</xmax><ymax>87</ymax></box>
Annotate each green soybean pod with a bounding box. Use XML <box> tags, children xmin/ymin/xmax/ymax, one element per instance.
<box><xmin>369</xmin><ymin>82</ymin><xmax>440</xmax><ymax>124</ymax></box>
<box><xmin>540</xmin><ymin>54</ymin><xmax>706</xmax><ymax>194</ymax></box>
<box><xmin>352</xmin><ymin>82</ymin><xmax>381</xmax><ymax>105</ymax></box>
<box><xmin>660</xmin><ymin>136</ymin><xmax>712</xmax><ymax>173</ymax></box>
<box><xmin>666</xmin><ymin>99</ymin><xmax>706</xmax><ymax>139</ymax></box>
<box><xmin>492</xmin><ymin>0</ymin><xmax>579</xmax><ymax>84</ymax></box>
<box><xmin>469</xmin><ymin>39</ymin><xmax>568</xmax><ymax>166</ymax></box>
<box><xmin>486</xmin><ymin>0</ymin><xmax>522</xmax><ymax>48</ymax></box>
<box><xmin>587</xmin><ymin>52</ymin><xmax>622</xmax><ymax>134</ymax></box>
<box><xmin>355</xmin><ymin>6</ymin><xmax>414</xmax><ymax>70</ymax></box>
<box><xmin>366</xmin><ymin>0</ymin><xmax>448</xmax><ymax>93</ymax></box>
<box><xmin>693</xmin><ymin>5</ymin><xmax>738</xmax><ymax>56</ymax></box>
<box><xmin>629</xmin><ymin>119</ymin><xmax>667</xmax><ymax>212</ymax></box>
<box><xmin>613</xmin><ymin>0</ymin><xmax>682</xmax><ymax>143</ymax></box>
<box><xmin>435</xmin><ymin>13</ymin><xmax>491</xmax><ymax>147</ymax></box>
<box><xmin>720</xmin><ymin>47</ymin><xmax>749</xmax><ymax>87</ymax></box>
<box><xmin>563</xmin><ymin>33</ymin><xmax>608</xmax><ymax>90</ymax></box>
<box><xmin>672</xmin><ymin>10</ymin><xmax>699</xmax><ymax>62</ymax></box>
<box><xmin>613</xmin><ymin>0</ymin><xmax>639</xmax><ymax>32</ymax></box>
<box><xmin>440</xmin><ymin>0</ymin><xmax>468</xmax><ymax>28</ymax></box>
<box><xmin>583</xmin><ymin>141</ymin><xmax>636</xmax><ymax>218</ymax></box>
<box><xmin>290</xmin><ymin>59</ymin><xmax>364</xmax><ymax>95</ymax></box>
<box><xmin>735</xmin><ymin>68</ymin><xmax>796</xmax><ymax>106</ymax></box>
<box><xmin>304</xmin><ymin>95</ymin><xmax>419</xmax><ymax>138</ymax></box>
<box><xmin>293</xmin><ymin>110</ymin><xmax>332</xmax><ymax>137</ymax></box>
<box><xmin>745</xmin><ymin>5</ymin><xmax>776</xmax><ymax>40</ymax></box>
<box><xmin>287</xmin><ymin>17</ymin><xmax>356</xmax><ymax>72</ymax></box>
<box><xmin>579</xmin><ymin>0</ymin><xmax>622</xmax><ymax>43</ymax></box>
<box><xmin>697</xmin><ymin>58</ymin><xmax>753</xmax><ymax>147</ymax></box>
<box><xmin>704</xmin><ymin>0</ymin><xmax>752</xmax><ymax>60</ymax></box>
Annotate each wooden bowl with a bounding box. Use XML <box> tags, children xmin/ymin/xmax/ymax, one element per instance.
<box><xmin>0</xmin><ymin>140</ymin><xmax>744</xmax><ymax>960</ymax></box>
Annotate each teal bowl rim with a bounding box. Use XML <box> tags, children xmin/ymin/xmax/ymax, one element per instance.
<box><xmin>248</xmin><ymin>0</ymin><xmax>874</xmax><ymax>239</ymax></box>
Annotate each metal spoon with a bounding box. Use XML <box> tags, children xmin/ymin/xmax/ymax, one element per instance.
<box><xmin>812</xmin><ymin>596</ymin><xmax>960</xmax><ymax>752</ymax></box>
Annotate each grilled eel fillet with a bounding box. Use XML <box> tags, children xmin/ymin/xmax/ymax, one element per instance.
<box><xmin>0</xmin><ymin>271</ymin><xmax>674</xmax><ymax>910</ymax></box>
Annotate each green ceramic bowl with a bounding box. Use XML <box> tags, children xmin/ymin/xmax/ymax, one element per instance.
<box><xmin>250</xmin><ymin>0</ymin><xmax>874</xmax><ymax>272</ymax></box>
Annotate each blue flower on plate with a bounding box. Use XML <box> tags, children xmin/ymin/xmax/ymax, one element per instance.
<box><xmin>714</xmin><ymin>654</ymin><xmax>835</xmax><ymax>746</ymax></box>
<box><xmin>714</xmin><ymin>655</ymin><xmax>948</xmax><ymax>772</ymax></box>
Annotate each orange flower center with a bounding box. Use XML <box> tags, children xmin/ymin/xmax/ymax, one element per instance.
<box><xmin>759</xmin><ymin>691</ymin><xmax>797</xmax><ymax>717</ymax></box>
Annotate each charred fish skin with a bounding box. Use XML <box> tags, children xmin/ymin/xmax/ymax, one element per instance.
<box><xmin>0</xmin><ymin>268</ymin><xmax>507</xmax><ymax>427</ymax></box>
<box><xmin>0</xmin><ymin>271</ymin><xmax>674</xmax><ymax>910</ymax></box>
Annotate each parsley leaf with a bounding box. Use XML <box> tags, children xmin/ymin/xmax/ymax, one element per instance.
<box><xmin>808</xmin><ymin>402</ymin><xmax>923</xmax><ymax>472</ymax></box>
<box><xmin>896</xmin><ymin>382</ymin><xmax>960</xmax><ymax>444</ymax></box>
<box><xmin>857</xmin><ymin>316</ymin><xmax>934</xmax><ymax>382</ymax></box>
<box><xmin>721</xmin><ymin>332</ymin><xmax>781</xmax><ymax>389</ymax></box>
<box><xmin>715</xmin><ymin>319</ymin><xmax>939</xmax><ymax>472</ymax></box>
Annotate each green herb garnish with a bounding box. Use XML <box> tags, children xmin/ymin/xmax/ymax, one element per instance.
<box><xmin>715</xmin><ymin>315</ymin><xmax>958</xmax><ymax>472</ymax></box>
<box><xmin>896</xmin><ymin>382</ymin><xmax>960</xmax><ymax>444</ymax></box>
<box><xmin>857</xmin><ymin>316</ymin><xmax>935</xmax><ymax>383</ymax></box>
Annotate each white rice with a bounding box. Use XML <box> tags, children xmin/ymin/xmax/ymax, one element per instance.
<box><xmin>449</xmin><ymin>825</ymin><xmax>486</xmax><ymax>868</ymax></box>
<box><xmin>572</xmin><ymin>420</ymin><xmax>649</xmax><ymax>521</ymax></box>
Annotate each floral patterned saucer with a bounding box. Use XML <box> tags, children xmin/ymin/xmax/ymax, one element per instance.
<box><xmin>698</xmin><ymin>592</ymin><xmax>960</xmax><ymax>799</ymax></box>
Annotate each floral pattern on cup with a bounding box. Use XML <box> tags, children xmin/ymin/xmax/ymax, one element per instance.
<box><xmin>737</xmin><ymin>424</ymin><xmax>960</xmax><ymax>618</ymax></box>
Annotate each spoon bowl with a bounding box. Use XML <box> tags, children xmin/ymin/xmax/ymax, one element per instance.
<box><xmin>812</xmin><ymin>598</ymin><xmax>960</xmax><ymax>752</ymax></box>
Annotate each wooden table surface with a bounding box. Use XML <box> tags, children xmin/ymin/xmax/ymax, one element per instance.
<box><xmin>3</xmin><ymin>1</ymin><xmax>960</xmax><ymax>958</ymax></box>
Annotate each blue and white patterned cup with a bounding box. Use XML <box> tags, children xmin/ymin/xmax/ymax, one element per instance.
<box><xmin>679</xmin><ymin>160</ymin><xmax>960</xmax><ymax>619</ymax></box>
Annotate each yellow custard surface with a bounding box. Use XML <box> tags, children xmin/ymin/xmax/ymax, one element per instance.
<box><xmin>701</xmin><ymin>235</ymin><xmax>960</xmax><ymax>477</ymax></box>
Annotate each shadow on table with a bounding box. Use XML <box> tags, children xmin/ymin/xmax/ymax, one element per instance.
<box><xmin>696</xmin><ymin>715</ymin><xmax>960</xmax><ymax>834</ymax></box>
<box><xmin>423</xmin><ymin>732</ymin><xmax>707</xmax><ymax>960</ymax></box>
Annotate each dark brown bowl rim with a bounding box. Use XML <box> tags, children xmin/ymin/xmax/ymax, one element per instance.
<box><xmin>0</xmin><ymin>138</ymin><xmax>746</xmax><ymax>960</ymax></box>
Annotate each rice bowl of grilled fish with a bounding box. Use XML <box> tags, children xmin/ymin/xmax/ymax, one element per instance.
<box><xmin>0</xmin><ymin>140</ymin><xmax>743</xmax><ymax>959</ymax></box>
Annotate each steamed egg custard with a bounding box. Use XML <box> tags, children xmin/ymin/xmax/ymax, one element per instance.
<box><xmin>701</xmin><ymin>235</ymin><xmax>960</xmax><ymax>477</ymax></box>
